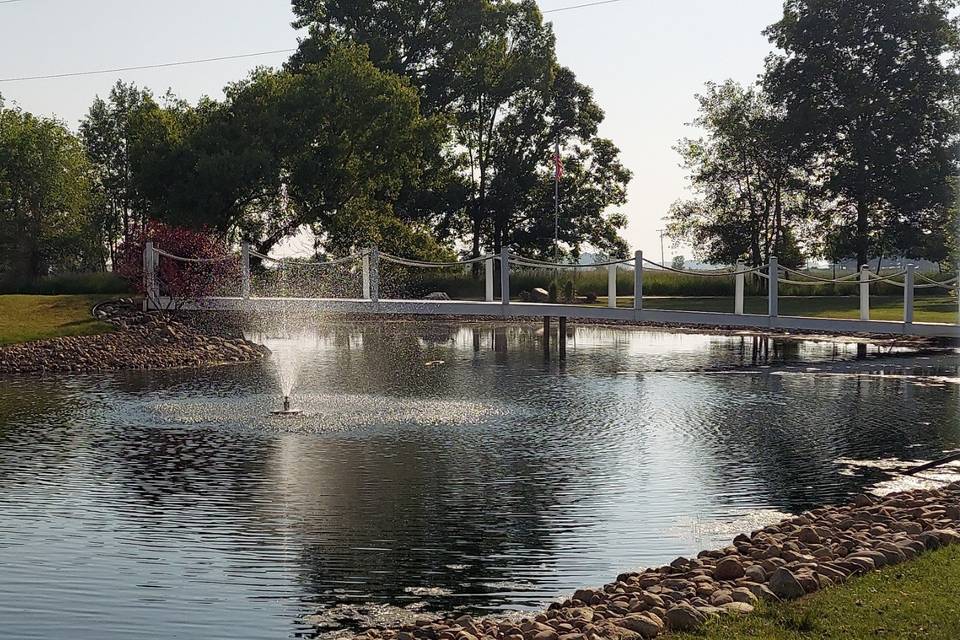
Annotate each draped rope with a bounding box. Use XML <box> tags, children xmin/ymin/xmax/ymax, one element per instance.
<box><xmin>155</xmin><ymin>248</ymin><xmax>236</xmax><ymax>263</ymax></box>
<box><xmin>380</xmin><ymin>252</ymin><xmax>493</xmax><ymax>268</ymax></box>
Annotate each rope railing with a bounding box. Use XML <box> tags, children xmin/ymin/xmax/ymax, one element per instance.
<box><xmin>641</xmin><ymin>257</ymin><xmax>767</xmax><ymax>277</ymax></box>
<box><xmin>155</xmin><ymin>247</ymin><xmax>237</xmax><ymax>263</ymax></box>
<box><xmin>916</xmin><ymin>273</ymin><xmax>959</xmax><ymax>288</ymax></box>
<box><xmin>779</xmin><ymin>265</ymin><xmax>862</xmax><ymax>283</ymax></box>
<box><xmin>141</xmin><ymin>242</ymin><xmax>959</xmax><ymax>329</ymax></box>
<box><xmin>507</xmin><ymin>252</ymin><xmax>634</xmax><ymax>269</ymax></box>
<box><xmin>249</xmin><ymin>249</ymin><xmax>364</xmax><ymax>267</ymax></box>
<box><xmin>380</xmin><ymin>252</ymin><xmax>493</xmax><ymax>268</ymax></box>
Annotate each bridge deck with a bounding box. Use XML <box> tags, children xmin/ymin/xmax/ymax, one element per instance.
<box><xmin>162</xmin><ymin>296</ymin><xmax>960</xmax><ymax>338</ymax></box>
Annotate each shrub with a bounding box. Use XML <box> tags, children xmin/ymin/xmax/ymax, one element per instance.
<box><xmin>115</xmin><ymin>222</ymin><xmax>239</xmax><ymax>306</ymax></box>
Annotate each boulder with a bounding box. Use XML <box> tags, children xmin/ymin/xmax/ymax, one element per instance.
<box><xmin>664</xmin><ymin>605</ymin><xmax>705</xmax><ymax>632</ymax></box>
<box><xmin>614</xmin><ymin>614</ymin><xmax>663</xmax><ymax>638</ymax></box>
<box><xmin>530</xmin><ymin>288</ymin><xmax>550</xmax><ymax>302</ymax></box>
<box><xmin>714</xmin><ymin>556</ymin><xmax>746</xmax><ymax>580</ymax></box>
<box><xmin>768</xmin><ymin>568</ymin><xmax>805</xmax><ymax>600</ymax></box>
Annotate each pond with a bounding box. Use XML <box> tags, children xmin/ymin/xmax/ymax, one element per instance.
<box><xmin>0</xmin><ymin>322</ymin><xmax>957</xmax><ymax>639</ymax></box>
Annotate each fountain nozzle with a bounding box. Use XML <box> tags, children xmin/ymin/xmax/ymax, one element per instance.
<box><xmin>270</xmin><ymin>394</ymin><xmax>301</xmax><ymax>416</ymax></box>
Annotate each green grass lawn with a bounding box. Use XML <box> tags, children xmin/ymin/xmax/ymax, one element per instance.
<box><xmin>601</xmin><ymin>295</ymin><xmax>958</xmax><ymax>325</ymax></box>
<box><xmin>673</xmin><ymin>544</ymin><xmax>960</xmax><ymax>640</ymax></box>
<box><xmin>0</xmin><ymin>294</ymin><xmax>116</xmax><ymax>345</ymax></box>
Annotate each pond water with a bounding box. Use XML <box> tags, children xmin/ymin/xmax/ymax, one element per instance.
<box><xmin>0</xmin><ymin>322</ymin><xmax>958</xmax><ymax>639</ymax></box>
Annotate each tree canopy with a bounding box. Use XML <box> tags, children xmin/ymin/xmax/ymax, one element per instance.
<box><xmin>763</xmin><ymin>0</ymin><xmax>960</xmax><ymax>267</ymax></box>
<box><xmin>0</xmin><ymin>99</ymin><xmax>102</xmax><ymax>281</ymax></box>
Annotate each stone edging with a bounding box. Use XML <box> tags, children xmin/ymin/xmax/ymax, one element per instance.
<box><xmin>358</xmin><ymin>483</ymin><xmax>960</xmax><ymax>640</ymax></box>
<box><xmin>0</xmin><ymin>299</ymin><xmax>268</xmax><ymax>374</ymax></box>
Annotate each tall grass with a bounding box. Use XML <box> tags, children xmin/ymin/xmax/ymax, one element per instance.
<box><xmin>0</xmin><ymin>272</ymin><xmax>132</xmax><ymax>295</ymax></box>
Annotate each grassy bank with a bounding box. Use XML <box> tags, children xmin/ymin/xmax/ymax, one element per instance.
<box><xmin>674</xmin><ymin>544</ymin><xmax>960</xmax><ymax>640</ymax></box>
<box><xmin>0</xmin><ymin>294</ymin><xmax>116</xmax><ymax>345</ymax></box>
<box><xmin>605</xmin><ymin>295</ymin><xmax>958</xmax><ymax>324</ymax></box>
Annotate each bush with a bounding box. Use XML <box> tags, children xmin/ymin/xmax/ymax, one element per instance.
<box><xmin>116</xmin><ymin>222</ymin><xmax>239</xmax><ymax>303</ymax></box>
<box><xmin>0</xmin><ymin>271</ymin><xmax>131</xmax><ymax>295</ymax></box>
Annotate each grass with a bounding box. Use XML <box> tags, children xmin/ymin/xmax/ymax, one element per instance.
<box><xmin>673</xmin><ymin>544</ymin><xmax>960</xmax><ymax>640</ymax></box>
<box><xmin>0</xmin><ymin>294</ymin><xmax>117</xmax><ymax>345</ymax></box>
<box><xmin>601</xmin><ymin>295</ymin><xmax>959</xmax><ymax>325</ymax></box>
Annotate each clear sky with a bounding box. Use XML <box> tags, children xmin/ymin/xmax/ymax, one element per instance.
<box><xmin>0</xmin><ymin>0</ymin><xmax>784</xmax><ymax>261</ymax></box>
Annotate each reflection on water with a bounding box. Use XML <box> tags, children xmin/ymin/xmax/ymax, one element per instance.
<box><xmin>0</xmin><ymin>323</ymin><xmax>957</xmax><ymax>639</ymax></box>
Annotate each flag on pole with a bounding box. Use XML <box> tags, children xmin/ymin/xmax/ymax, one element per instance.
<box><xmin>553</xmin><ymin>144</ymin><xmax>563</xmax><ymax>179</ymax></box>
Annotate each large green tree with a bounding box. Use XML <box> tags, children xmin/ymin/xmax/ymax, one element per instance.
<box><xmin>291</xmin><ymin>0</ymin><xmax>632</xmax><ymax>260</ymax></box>
<box><xmin>667</xmin><ymin>81</ymin><xmax>815</xmax><ymax>268</ymax></box>
<box><xmin>764</xmin><ymin>0</ymin><xmax>960</xmax><ymax>268</ymax></box>
<box><xmin>129</xmin><ymin>44</ymin><xmax>445</xmax><ymax>257</ymax></box>
<box><xmin>80</xmin><ymin>81</ymin><xmax>154</xmax><ymax>263</ymax></box>
<box><xmin>0</xmin><ymin>100</ymin><xmax>102</xmax><ymax>281</ymax></box>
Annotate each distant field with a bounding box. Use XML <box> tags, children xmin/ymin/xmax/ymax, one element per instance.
<box><xmin>601</xmin><ymin>295</ymin><xmax>958</xmax><ymax>325</ymax></box>
<box><xmin>0</xmin><ymin>295</ymin><xmax>116</xmax><ymax>345</ymax></box>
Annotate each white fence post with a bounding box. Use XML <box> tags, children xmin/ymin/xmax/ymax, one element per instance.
<box><xmin>607</xmin><ymin>264</ymin><xmax>617</xmax><ymax>308</ymax></box>
<box><xmin>362</xmin><ymin>251</ymin><xmax>371</xmax><ymax>299</ymax></box>
<box><xmin>634</xmin><ymin>250</ymin><xmax>643</xmax><ymax>311</ymax></box>
<box><xmin>768</xmin><ymin>256</ymin><xmax>779</xmax><ymax>318</ymax></box>
<box><xmin>485</xmin><ymin>256</ymin><xmax>494</xmax><ymax>302</ymax></box>
<box><xmin>241</xmin><ymin>242</ymin><xmax>251</xmax><ymax>299</ymax></box>
<box><xmin>143</xmin><ymin>241</ymin><xmax>156</xmax><ymax>311</ymax></box>
<box><xmin>369</xmin><ymin>246</ymin><xmax>380</xmax><ymax>302</ymax></box>
<box><xmin>735</xmin><ymin>260</ymin><xmax>745</xmax><ymax>315</ymax></box>
<box><xmin>860</xmin><ymin>265</ymin><xmax>870</xmax><ymax>321</ymax></box>
<box><xmin>903</xmin><ymin>264</ymin><xmax>915</xmax><ymax>325</ymax></box>
<box><xmin>500</xmin><ymin>248</ymin><xmax>510</xmax><ymax>305</ymax></box>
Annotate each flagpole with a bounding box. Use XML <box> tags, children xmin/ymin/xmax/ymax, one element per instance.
<box><xmin>554</xmin><ymin>137</ymin><xmax>560</xmax><ymax>275</ymax></box>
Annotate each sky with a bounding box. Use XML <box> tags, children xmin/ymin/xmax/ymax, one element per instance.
<box><xmin>0</xmin><ymin>0</ymin><xmax>785</xmax><ymax>262</ymax></box>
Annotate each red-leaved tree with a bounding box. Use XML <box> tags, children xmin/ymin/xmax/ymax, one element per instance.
<box><xmin>116</xmin><ymin>222</ymin><xmax>239</xmax><ymax>309</ymax></box>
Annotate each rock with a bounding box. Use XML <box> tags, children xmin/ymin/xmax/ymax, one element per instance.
<box><xmin>853</xmin><ymin>494</ymin><xmax>875</xmax><ymax>507</ymax></box>
<box><xmin>721</xmin><ymin>602</ymin><xmax>755</xmax><ymax>615</ymax></box>
<box><xmin>730</xmin><ymin>587</ymin><xmax>758</xmax><ymax>604</ymax></box>
<box><xmin>614</xmin><ymin>614</ymin><xmax>662</xmax><ymax>638</ymax></box>
<box><xmin>744</xmin><ymin>565</ymin><xmax>766</xmax><ymax>583</ymax></box>
<box><xmin>530</xmin><ymin>288</ymin><xmax>550</xmax><ymax>302</ymax></box>
<box><xmin>768</xmin><ymin>568</ymin><xmax>805</xmax><ymax>600</ymax></box>
<box><xmin>423</xmin><ymin>292</ymin><xmax>451</xmax><ymax>300</ymax></box>
<box><xmin>709</xmin><ymin>590</ymin><xmax>733</xmax><ymax>606</ymax></box>
<box><xmin>798</xmin><ymin>527</ymin><xmax>821</xmax><ymax>544</ymax></box>
<box><xmin>664</xmin><ymin>604</ymin><xmax>705</xmax><ymax>632</ymax></box>
<box><xmin>714</xmin><ymin>556</ymin><xmax>746</xmax><ymax>580</ymax></box>
<box><xmin>934</xmin><ymin>529</ymin><xmax>960</xmax><ymax>545</ymax></box>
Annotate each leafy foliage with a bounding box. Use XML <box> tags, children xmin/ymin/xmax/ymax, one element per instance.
<box><xmin>292</xmin><ymin>0</ymin><xmax>632</xmax><ymax>260</ymax></box>
<box><xmin>115</xmin><ymin>222</ymin><xmax>238</xmax><ymax>305</ymax></box>
<box><xmin>0</xmin><ymin>100</ymin><xmax>104</xmax><ymax>282</ymax></box>
<box><xmin>667</xmin><ymin>81</ymin><xmax>816</xmax><ymax>268</ymax></box>
<box><xmin>764</xmin><ymin>0</ymin><xmax>960</xmax><ymax>267</ymax></box>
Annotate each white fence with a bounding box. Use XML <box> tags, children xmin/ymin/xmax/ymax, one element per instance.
<box><xmin>143</xmin><ymin>242</ymin><xmax>960</xmax><ymax>338</ymax></box>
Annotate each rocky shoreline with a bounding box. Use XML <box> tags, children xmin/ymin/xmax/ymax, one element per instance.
<box><xmin>355</xmin><ymin>484</ymin><xmax>960</xmax><ymax>640</ymax></box>
<box><xmin>0</xmin><ymin>299</ymin><xmax>268</xmax><ymax>374</ymax></box>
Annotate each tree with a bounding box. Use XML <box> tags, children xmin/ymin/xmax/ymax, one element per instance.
<box><xmin>764</xmin><ymin>0</ymin><xmax>960</xmax><ymax>268</ymax></box>
<box><xmin>128</xmin><ymin>44</ymin><xmax>443</xmax><ymax>258</ymax></box>
<box><xmin>291</xmin><ymin>0</ymin><xmax>632</xmax><ymax>260</ymax></box>
<box><xmin>0</xmin><ymin>100</ymin><xmax>102</xmax><ymax>282</ymax></box>
<box><xmin>667</xmin><ymin>81</ymin><xmax>815</xmax><ymax>267</ymax></box>
<box><xmin>671</xmin><ymin>255</ymin><xmax>685</xmax><ymax>270</ymax></box>
<box><xmin>80</xmin><ymin>81</ymin><xmax>154</xmax><ymax>264</ymax></box>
